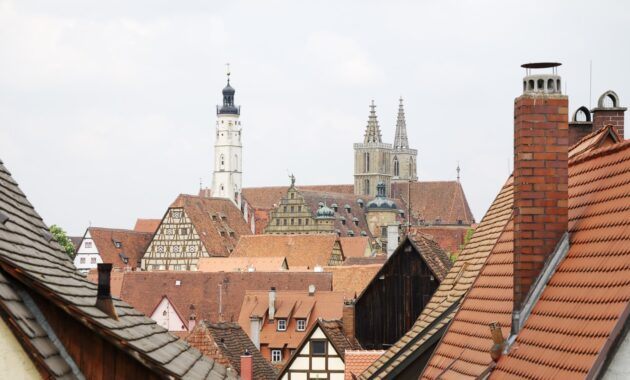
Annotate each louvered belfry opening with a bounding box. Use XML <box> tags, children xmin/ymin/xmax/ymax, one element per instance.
<box><xmin>513</xmin><ymin>63</ymin><xmax>569</xmax><ymax>322</ymax></box>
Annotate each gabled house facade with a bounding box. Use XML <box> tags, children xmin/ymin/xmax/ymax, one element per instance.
<box><xmin>278</xmin><ymin>319</ymin><xmax>361</xmax><ymax>380</ymax></box>
<box><xmin>354</xmin><ymin>233</ymin><xmax>451</xmax><ymax>350</ymax></box>
<box><xmin>73</xmin><ymin>227</ymin><xmax>153</xmax><ymax>274</ymax></box>
<box><xmin>150</xmin><ymin>295</ymin><xmax>189</xmax><ymax>333</ymax></box>
<box><xmin>141</xmin><ymin>194</ymin><xmax>252</xmax><ymax>271</ymax></box>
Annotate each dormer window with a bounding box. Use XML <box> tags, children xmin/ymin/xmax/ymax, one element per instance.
<box><xmin>277</xmin><ymin>319</ymin><xmax>287</xmax><ymax>331</ymax></box>
<box><xmin>353</xmin><ymin>217</ymin><xmax>359</xmax><ymax>226</ymax></box>
<box><xmin>345</xmin><ymin>204</ymin><xmax>351</xmax><ymax>213</ymax></box>
<box><xmin>331</xmin><ymin>203</ymin><xmax>338</xmax><ymax>212</ymax></box>
<box><xmin>113</xmin><ymin>240</ymin><xmax>122</xmax><ymax>248</ymax></box>
<box><xmin>296</xmin><ymin>319</ymin><xmax>306</xmax><ymax>331</ymax></box>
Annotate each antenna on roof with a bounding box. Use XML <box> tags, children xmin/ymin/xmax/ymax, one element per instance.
<box><xmin>589</xmin><ymin>60</ymin><xmax>593</xmax><ymax>109</ymax></box>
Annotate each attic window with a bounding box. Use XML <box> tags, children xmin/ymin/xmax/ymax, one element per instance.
<box><xmin>229</xmin><ymin>231</ymin><xmax>235</xmax><ymax>237</ymax></box>
<box><xmin>277</xmin><ymin>319</ymin><xmax>287</xmax><ymax>331</ymax></box>
<box><xmin>296</xmin><ymin>319</ymin><xmax>306</xmax><ymax>331</ymax></box>
<box><xmin>347</xmin><ymin>230</ymin><xmax>354</xmax><ymax>237</ymax></box>
<box><xmin>434</xmin><ymin>218</ymin><xmax>441</xmax><ymax>225</ymax></box>
<box><xmin>113</xmin><ymin>240</ymin><xmax>122</xmax><ymax>248</ymax></box>
<box><xmin>331</xmin><ymin>203</ymin><xmax>338</xmax><ymax>212</ymax></box>
<box><xmin>360</xmin><ymin>231</ymin><xmax>367</xmax><ymax>236</ymax></box>
<box><xmin>353</xmin><ymin>217</ymin><xmax>359</xmax><ymax>226</ymax></box>
<box><xmin>85</xmin><ymin>241</ymin><xmax>92</xmax><ymax>249</ymax></box>
<box><xmin>311</xmin><ymin>340</ymin><xmax>327</xmax><ymax>355</ymax></box>
<box><xmin>220</xmin><ymin>231</ymin><xmax>226</xmax><ymax>237</ymax></box>
<box><xmin>119</xmin><ymin>253</ymin><xmax>129</xmax><ymax>264</ymax></box>
<box><xmin>175</xmin><ymin>280</ymin><xmax>181</xmax><ymax>286</ymax></box>
<box><xmin>211</xmin><ymin>214</ymin><xmax>217</xmax><ymax>221</ymax></box>
<box><xmin>457</xmin><ymin>219</ymin><xmax>463</xmax><ymax>225</ymax></box>
<box><xmin>221</xmin><ymin>215</ymin><xmax>227</xmax><ymax>221</ymax></box>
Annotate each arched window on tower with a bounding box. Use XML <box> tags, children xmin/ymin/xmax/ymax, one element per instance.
<box><xmin>393</xmin><ymin>156</ymin><xmax>400</xmax><ymax>177</ymax></box>
<box><xmin>234</xmin><ymin>154</ymin><xmax>238</xmax><ymax>171</ymax></box>
<box><xmin>364</xmin><ymin>179</ymin><xmax>370</xmax><ymax>196</ymax></box>
<box><xmin>409</xmin><ymin>157</ymin><xmax>415</xmax><ymax>177</ymax></box>
<box><xmin>364</xmin><ymin>152</ymin><xmax>370</xmax><ymax>173</ymax></box>
<box><xmin>220</xmin><ymin>154</ymin><xmax>225</xmax><ymax>170</ymax></box>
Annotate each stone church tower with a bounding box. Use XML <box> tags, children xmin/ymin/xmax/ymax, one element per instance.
<box><xmin>354</xmin><ymin>99</ymin><xmax>418</xmax><ymax>197</ymax></box>
<box><xmin>354</xmin><ymin>101</ymin><xmax>392</xmax><ymax>197</ymax></box>
<box><xmin>212</xmin><ymin>72</ymin><xmax>243</xmax><ymax>208</ymax></box>
<box><xmin>392</xmin><ymin>98</ymin><xmax>418</xmax><ymax>182</ymax></box>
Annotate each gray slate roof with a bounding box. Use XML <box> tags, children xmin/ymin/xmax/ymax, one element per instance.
<box><xmin>0</xmin><ymin>158</ymin><xmax>236</xmax><ymax>380</ymax></box>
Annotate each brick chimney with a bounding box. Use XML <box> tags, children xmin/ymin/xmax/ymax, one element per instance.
<box><xmin>95</xmin><ymin>263</ymin><xmax>119</xmax><ymax>320</ymax></box>
<box><xmin>568</xmin><ymin>106</ymin><xmax>593</xmax><ymax>146</ymax></box>
<box><xmin>513</xmin><ymin>63</ymin><xmax>568</xmax><ymax>330</ymax></box>
<box><xmin>591</xmin><ymin>90</ymin><xmax>626</xmax><ymax>138</ymax></box>
<box><xmin>240</xmin><ymin>350</ymin><xmax>253</xmax><ymax>380</ymax></box>
<box><xmin>268</xmin><ymin>287</ymin><xmax>276</xmax><ymax>321</ymax></box>
<box><xmin>342</xmin><ymin>299</ymin><xmax>356</xmax><ymax>341</ymax></box>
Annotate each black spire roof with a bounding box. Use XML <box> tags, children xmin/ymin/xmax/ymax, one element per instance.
<box><xmin>218</xmin><ymin>73</ymin><xmax>239</xmax><ymax>115</ymax></box>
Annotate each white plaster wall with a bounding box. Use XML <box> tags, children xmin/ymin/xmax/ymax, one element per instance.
<box><xmin>603</xmin><ymin>330</ymin><xmax>630</xmax><ymax>380</ymax></box>
<box><xmin>328</xmin><ymin>357</ymin><xmax>344</xmax><ymax>371</ymax></box>
<box><xmin>291</xmin><ymin>357</ymin><xmax>309</xmax><ymax>370</ymax></box>
<box><xmin>73</xmin><ymin>232</ymin><xmax>102</xmax><ymax>272</ymax></box>
<box><xmin>150</xmin><ymin>297</ymin><xmax>187</xmax><ymax>332</ymax></box>
<box><xmin>291</xmin><ymin>373</ymin><xmax>306</xmax><ymax>380</ymax></box>
<box><xmin>0</xmin><ymin>317</ymin><xmax>40</xmax><ymax>378</ymax></box>
<box><xmin>330</xmin><ymin>373</ymin><xmax>344</xmax><ymax>380</ymax></box>
<box><xmin>311</xmin><ymin>327</ymin><xmax>325</xmax><ymax>339</ymax></box>
<box><xmin>312</xmin><ymin>357</ymin><xmax>326</xmax><ymax>370</ymax></box>
<box><xmin>212</xmin><ymin>113</ymin><xmax>242</xmax><ymax>207</ymax></box>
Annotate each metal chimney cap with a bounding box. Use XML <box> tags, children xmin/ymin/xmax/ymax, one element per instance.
<box><xmin>521</xmin><ymin>62</ymin><xmax>562</xmax><ymax>69</ymax></box>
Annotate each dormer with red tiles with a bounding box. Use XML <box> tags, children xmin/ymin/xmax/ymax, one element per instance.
<box><xmin>513</xmin><ymin>62</ymin><xmax>569</xmax><ymax>333</ymax></box>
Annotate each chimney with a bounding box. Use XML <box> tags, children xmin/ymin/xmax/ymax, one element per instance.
<box><xmin>240</xmin><ymin>350</ymin><xmax>253</xmax><ymax>380</ymax></box>
<box><xmin>513</xmin><ymin>63</ymin><xmax>568</xmax><ymax>331</ymax></box>
<box><xmin>342</xmin><ymin>299</ymin><xmax>356</xmax><ymax>341</ymax></box>
<box><xmin>249</xmin><ymin>316</ymin><xmax>261</xmax><ymax>349</ymax></box>
<box><xmin>308</xmin><ymin>284</ymin><xmax>316</xmax><ymax>296</ymax></box>
<box><xmin>268</xmin><ymin>287</ymin><xmax>276</xmax><ymax>321</ymax></box>
<box><xmin>188</xmin><ymin>304</ymin><xmax>196</xmax><ymax>331</ymax></box>
<box><xmin>95</xmin><ymin>263</ymin><xmax>119</xmax><ymax>320</ymax></box>
<box><xmin>591</xmin><ymin>90</ymin><xmax>626</xmax><ymax>138</ymax></box>
<box><xmin>386</xmin><ymin>224</ymin><xmax>400</xmax><ymax>258</ymax></box>
<box><xmin>568</xmin><ymin>106</ymin><xmax>593</xmax><ymax>146</ymax></box>
<box><xmin>489</xmin><ymin>322</ymin><xmax>506</xmax><ymax>362</ymax></box>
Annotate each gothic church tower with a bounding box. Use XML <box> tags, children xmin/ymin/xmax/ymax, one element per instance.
<box><xmin>391</xmin><ymin>97</ymin><xmax>418</xmax><ymax>182</ymax></box>
<box><xmin>212</xmin><ymin>72</ymin><xmax>243</xmax><ymax>208</ymax></box>
<box><xmin>354</xmin><ymin>101</ymin><xmax>392</xmax><ymax>197</ymax></box>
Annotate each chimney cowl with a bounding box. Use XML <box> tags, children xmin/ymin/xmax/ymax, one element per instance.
<box><xmin>521</xmin><ymin>62</ymin><xmax>562</xmax><ymax>95</ymax></box>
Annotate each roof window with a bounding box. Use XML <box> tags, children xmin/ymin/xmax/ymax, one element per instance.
<box><xmin>113</xmin><ymin>239</ymin><xmax>122</xmax><ymax>248</ymax></box>
<box><xmin>118</xmin><ymin>253</ymin><xmax>129</xmax><ymax>264</ymax></box>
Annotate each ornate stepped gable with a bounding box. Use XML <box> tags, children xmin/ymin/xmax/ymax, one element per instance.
<box><xmin>141</xmin><ymin>194</ymin><xmax>251</xmax><ymax>271</ymax></box>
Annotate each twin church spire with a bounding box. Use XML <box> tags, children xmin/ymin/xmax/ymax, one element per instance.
<box><xmin>362</xmin><ymin>98</ymin><xmax>410</xmax><ymax>148</ymax></box>
<box><xmin>394</xmin><ymin>97</ymin><xmax>409</xmax><ymax>149</ymax></box>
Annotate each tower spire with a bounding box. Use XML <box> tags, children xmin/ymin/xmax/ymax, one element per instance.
<box><xmin>394</xmin><ymin>97</ymin><xmax>409</xmax><ymax>149</ymax></box>
<box><xmin>456</xmin><ymin>162</ymin><xmax>461</xmax><ymax>181</ymax></box>
<box><xmin>363</xmin><ymin>100</ymin><xmax>383</xmax><ymax>144</ymax></box>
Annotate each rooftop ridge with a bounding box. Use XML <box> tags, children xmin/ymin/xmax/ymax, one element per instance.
<box><xmin>569</xmin><ymin>136</ymin><xmax>630</xmax><ymax>166</ymax></box>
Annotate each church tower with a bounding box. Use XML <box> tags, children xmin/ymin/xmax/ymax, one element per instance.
<box><xmin>391</xmin><ymin>97</ymin><xmax>418</xmax><ymax>182</ymax></box>
<box><xmin>354</xmin><ymin>101</ymin><xmax>392</xmax><ymax>197</ymax></box>
<box><xmin>212</xmin><ymin>71</ymin><xmax>242</xmax><ymax>208</ymax></box>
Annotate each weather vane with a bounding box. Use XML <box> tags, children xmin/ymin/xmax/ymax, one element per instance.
<box><xmin>226</xmin><ymin>62</ymin><xmax>231</xmax><ymax>80</ymax></box>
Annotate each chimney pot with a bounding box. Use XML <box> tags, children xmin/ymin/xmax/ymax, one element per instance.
<box><xmin>95</xmin><ymin>263</ymin><xmax>118</xmax><ymax>320</ymax></box>
<box><xmin>342</xmin><ymin>299</ymin><xmax>356</xmax><ymax>341</ymax></box>
<box><xmin>240</xmin><ymin>350</ymin><xmax>253</xmax><ymax>380</ymax></box>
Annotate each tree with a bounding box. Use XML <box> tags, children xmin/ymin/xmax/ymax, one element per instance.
<box><xmin>49</xmin><ymin>224</ymin><xmax>76</xmax><ymax>259</ymax></box>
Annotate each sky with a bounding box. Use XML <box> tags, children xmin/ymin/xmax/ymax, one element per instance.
<box><xmin>1</xmin><ymin>0</ymin><xmax>629</xmax><ymax>236</ymax></box>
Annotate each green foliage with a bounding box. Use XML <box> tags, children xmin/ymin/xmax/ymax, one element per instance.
<box><xmin>449</xmin><ymin>253</ymin><xmax>457</xmax><ymax>264</ymax></box>
<box><xmin>49</xmin><ymin>224</ymin><xmax>75</xmax><ymax>259</ymax></box>
<box><xmin>459</xmin><ymin>227</ymin><xmax>475</xmax><ymax>251</ymax></box>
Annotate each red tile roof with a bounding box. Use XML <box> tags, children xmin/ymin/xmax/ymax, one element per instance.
<box><xmin>361</xmin><ymin>177</ymin><xmax>514</xmax><ymax>379</ymax></box>
<box><xmin>239</xmin><ymin>290</ymin><xmax>346</xmax><ymax>350</ymax></box>
<box><xmin>408</xmin><ymin>225</ymin><xmax>471</xmax><ymax>254</ymax></box>
<box><xmin>345</xmin><ymin>351</ymin><xmax>385</xmax><ymax>380</ymax></box>
<box><xmin>391</xmin><ymin>181</ymin><xmax>475</xmax><ymax>225</ymax></box>
<box><xmin>133</xmin><ymin>218</ymin><xmax>161</xmax><ymax>233</ymax></box>
<box><xmin>185</xmin><ymin>321</ymin><xmax>277</xmax><ymax>380</ymax></box>
<box><xmin>168</xmin><ymin>195</ymin><xmax>252</xmax><ymax>256</ymax></box>
<box><xmin>197</xmin><ymin>257</ymin><xmax>288</xmax><ymax>272</ymax></box>
<box><xmin>406</xmin><ymin>232</ymin><xmax>453</xmax><ymax>282</ymax></box>
<box><xmin>88</xmin><ymin>227</ymin><xmax>153</xmax><ymax>269</ymax></box>
<box><xmin>491</xmin><ymin>138</ymin><xmax>630</xmax><ymax>379</ymax></box>
<box><xmin>118</xmin><ymin>271</ymin><xmax>333</xmax><ymax>324</ymax></box>
<box><xmin>568</xmin><ymin>124</ymin><xmax>621</xmax><ymax>159</ymax></box>
<box><xmin>231</xmin><ymin>234</ymin><xmax>341</xmax><ymax>268</ymax></box>
<box><xmin>339</xmin><ymin>237</ymin><xmax>372</xmax><ymax>258</ymax></box>
<box><xmin>242</xmin><ymin>185</ymin><xmax>354</xmax><ymax>210</ymax></box>
<box><xmin>325</xmin><ymin>264</ymin><xmax>382</xmax><ymax>298</ymax></box>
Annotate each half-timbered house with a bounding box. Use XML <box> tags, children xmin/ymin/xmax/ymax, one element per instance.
<box><xmin>141</xmin><ymin>194</ymin><xmax>251</xmax><ymax>271</ymax></box>
<box><xmin>354</xmin><ymin>233</ymin><xmax>451</xmax><ymax>350</ymax></box>
<box><xmin>278</xmin><ymin>319</ymin><xmax>361</xmax><ymax>380</ymax></box>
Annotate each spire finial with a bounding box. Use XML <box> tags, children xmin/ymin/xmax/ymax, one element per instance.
<box><xmin>456</xmin><ymin>162</ymin><xmax>461</xmax><ymax>182</ymax></box>
<box><xmin>394</xmin><ymin>96</ymin><xmax>409</xmax><ymax>149</ymax></box>
<box><xmin>364</xmin><ymin>100</ymin><xmax>382</xmax><ymax>144</ymax></box>
<box><xmin>226</xmin><ymin>63</ymin><xmax>231</xmax><ymax>83</ymax></box>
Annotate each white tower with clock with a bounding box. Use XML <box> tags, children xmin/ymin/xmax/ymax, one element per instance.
<box><xmin>212</xmin><ymin>70</ymin><xmax>242</xmax><ymax>208</ymax></box>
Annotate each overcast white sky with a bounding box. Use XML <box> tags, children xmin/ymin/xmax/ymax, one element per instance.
<box><xmin>1</xmin><ymin>0</ymin><xmax>629</xmax><ymax>235</ymax></box>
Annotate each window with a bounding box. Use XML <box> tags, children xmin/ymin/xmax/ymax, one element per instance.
<box><xmin>296</xmin><ymin>319</ymin><xmax>306</xmax><ymax>331</ymax></box>
<box><xmin>298</xmin><ymin>219</ymin><xmax>302</xmax><ymax>225</ymax></box>
<box><xmin>290</xmin><ymin>219</ymin><xmax>294</xmax><ymax>225</ymax></box>
<box><xmin>305</xmin><ymin>219</ymin><xmax>309</xmax><ymax>225</ymax></box>
<box><xmin>283</xmin><ymin>219</ymin><xmax>287</xmax><ymax>226</ymax></box>
<box><xmin>180</xmin><ymin>228</ymin><xmax>188</xmax><ymax>235</ymax></box>
<box><xmin>290</xmin><ymin>193</ymin><xmax>294</xmax><ymax>199</ymax></box>
<box><xmin>220</xmin><ymin>154</ymin><xmax>225</xmax><ymax>169</ymax></box>
<box><xmin>79</xmin><ymin>257</ymin><xmax>86</xmax><ymax>264</ymax></box>
<box><xmin>171</xmin><ymin>210</ymin><xmax>182</xmax><ymax>219</ymax></box>
<box><xmin>393</xmin><ymin>156</ymin><xmax>400</xmax><ymax>177</ymax></box>
<box><xmin>84</xmin><ymin>241</ymin><xmax>92</xmax><ymax>249</ymax></box>
<box><xmin>113</xmin><ymin>240</ymin><xmax>122</xmax><ymax>248</ymax></box>
<box><xmin>271</xmin><ymin>349</ymin><xmax>282</xmax><ymax>363</ymax></box>
<box><xmin>277</xmin><ymin>319</ymin><xmax>287</xmax><ymax>331</ymax></box>
<box><xmin>364</xmin><ymin>179</ymin><xmax>370</xmax><ymax>195</ymax></box>
<box><xmin>90</xmin><ymin>257</ymin><xmax>97</xmax><ymax>264</ymax></box>
<box><xmin>283</xmin><ymin>206</ymin><xmax>287</xmax><ymax>212</ymax></box>
<box><xmin>187</xmin><ymin>245</ymin><xmax>196</xmax><ymax>253</ymax></box>
<box><xmin>311</xmin><ymin>340</ymin><xmax>326</xmax><ymax>355</ymax></box>
<box><xmin>173</xmin><ymin>245</ymin><xmax>181</xmax><ymax>253</ymax></box>
<box><xmin>364</xmin><ymin>152</ymin><xmax>370</xmax><ymax>172</ymax></box>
